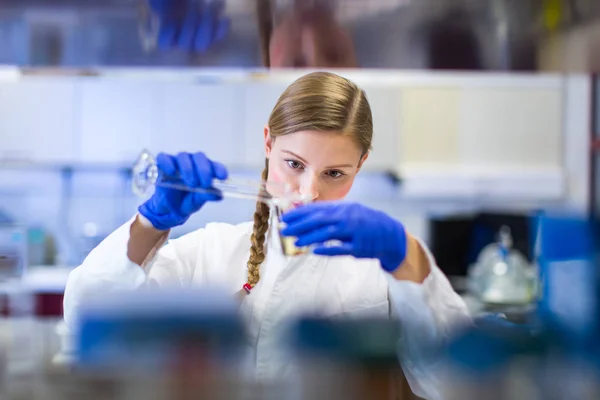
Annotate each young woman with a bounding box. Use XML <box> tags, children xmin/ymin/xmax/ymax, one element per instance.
<box><xmin>63</xmin><ymin>71</ymin><xmax>470</xmax><ymax>399</ymax></box>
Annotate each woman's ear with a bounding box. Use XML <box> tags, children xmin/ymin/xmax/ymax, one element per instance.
<box><xmin>264</xmin><ymin>125</ymin><xmax>273</xmax><ymax>158</ymax></box>
<box><xmin>357</xmin><ymin>152</ymin><xmax>369</xmax><ymax>172</ymax></box>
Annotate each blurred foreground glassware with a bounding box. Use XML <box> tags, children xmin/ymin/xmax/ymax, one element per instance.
<box><xmin>47</xmin><ymin>288</ymin><xmax>294</xmax><ymax>400</ymax></box>
<box><xmin>289</xmin><ymin>317</ymin><xmax>410</xmax><ymax>400</ymax></box>
<box><xmin>132</xmin><ymin>149</ymin><xmax>310</xmax><ymax>256</ymax></box>
<box><xmin>441</xmin><ymin>351</ymin><xmax>600</xmax><ymax>400</ymax></box>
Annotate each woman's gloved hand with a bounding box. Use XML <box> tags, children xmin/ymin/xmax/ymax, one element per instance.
<box><xmin>149</xmin><ymin>0</ymin><xmax>230</xmax><ymax>53</ymax></box>
<box><xmin>138</xmin><ymin>152</ymin><xmax>228</xmax><ymax>230</ymax></box>
<box><xmin>281</xmin><ymin>202</ymin><xmax>407</xmax><ymax>272</ymax></box>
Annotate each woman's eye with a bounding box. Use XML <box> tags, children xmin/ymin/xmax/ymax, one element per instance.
<box><xmin>286</xmin><ymin>160</ymin><xmax>303</xmax><ymax>170</ymax></box>
<box><xmin>327</xmin><ymin>170</ymin><xmax>344</xmax><ymax>179</ymax></box>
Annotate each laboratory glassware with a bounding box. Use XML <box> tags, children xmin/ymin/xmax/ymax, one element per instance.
<box><xmin>467</xmin><ymin>226</ymin><xmax>537</xmax><ymax>305</ymax></box>
<box><xmin>131</xmin><ymin>149</ymin><xmax>310</xmax><ymax>256</ymax></box>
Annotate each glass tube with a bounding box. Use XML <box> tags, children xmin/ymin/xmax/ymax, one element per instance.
<box><xmin>131</xmin><ymin>149</ymin><xmax>311</xmax><ymax>256</ymax></box>
<box><xmin>131</xmin><ymin>149</ymin><xmax>307</xmax><ymax>208</ymax></box>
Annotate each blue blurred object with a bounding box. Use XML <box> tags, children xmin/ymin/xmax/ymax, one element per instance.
<box><xmin>444</xmin><ymin>212</ymin><xmax>600</xmax><ymax>375</ymax></box>
<box><xmin>148</xmin><ymin>0</ymin><xmax>230</xmax><ymax>53</ymax></box>
<box><xmin>536</xmin><ymin>213</ymin><xmax>598</xmax><ymax>345</ymax></box>
<box><xmin>76</xmin><ymin>288</ymin><xmax>246</xmax><ymax>369</ymax></box>
<box><xmin>289</xmin><ymin>317</ymin><xmax>402</xmax><ymax>367</ymax></box>
<box><xmin>445</xmin><ymin>313</ymin><xmax>543</xmax><ymax>374</ymax></box>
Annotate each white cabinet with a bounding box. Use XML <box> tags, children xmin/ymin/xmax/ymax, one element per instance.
<box><xmin>398</xmin><ymin>77</ymin><xmax>564</xmax><ymax>169</ymax></box>
<box><xmin>399</xmin><ymin>87</ymin><xmax>461</xmax><ymax>166</ymax></box>
<box><xmin>396</xmin><ymin>76</ymin><xmax>565</xmax><ymax>200</ymax></box>
<box><xmin>0</xmin><ymin>79</ymin><xmax>76</xmax><ymax>163</ymax></box>
<box><xmin>78</xmin><ymin>80</ymin><xmax>240</xmax><ymax>165</ymax></box>
<box><xmin>154</xmin><ymin>83</ymin><xmax>240</xmax><ymax>166</ymax></box>
<box><xmin>240</xmin><ymin>82</ymin><xmax>287</xmax><ymax>169</ymax></box>
<box><xmin>0</xmin><ymin>71</ymin><xmax>568</xmax><ymax>204</ymax></box>
<box><xmin>362</xmin><ymin>86</ymin><xmax>399</xmax><ymax>171</ymax></box>
<box><xmin>77</xmin><ymin>80</ymin><xmax>159</xmax><ymax>164</ymax></box>
<box><xmin>458</xmin><ymin>86</ymin><xmax>562</xmax><ymax>167</ymax></box>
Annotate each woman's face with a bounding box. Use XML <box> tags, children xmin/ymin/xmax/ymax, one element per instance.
<box><xmin>264</xmin><ymin>128</ymin><xmax>367</xmax><ymax>202</ymax></box>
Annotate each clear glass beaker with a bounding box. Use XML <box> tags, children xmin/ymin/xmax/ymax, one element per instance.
<box><xmin>131</xmin><ymin>149</ymin><xmax>311</xmax><ymax>256</ymax></box>
<box><xmin>273</xmin><ymin>204</ymin><xmax>310</xmax><ymax>256</ymax></box>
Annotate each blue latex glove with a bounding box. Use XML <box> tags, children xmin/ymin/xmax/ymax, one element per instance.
<box><xmin>281</xmin><ymin>202</ymin><xmax>407</xmax><ymax>272</ymax></box>
<box><xmin>149</xmin><ymin>0</ymin><xmax>230</xmax><ymax>53</ymax></box>
<box><xmin>138</xmin><ymin>152</ymin><xmax>228</xmax><ymax>230</ymax></box>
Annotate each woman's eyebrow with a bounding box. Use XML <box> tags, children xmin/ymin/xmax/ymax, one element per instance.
<box><xmin>282</xmin><ymin>150</ymin><xmax>309</xmax><ymax>164</ymax></box>
<box><xmin>282</xmin><ymin>150</ymin><xmax>354</xmax><ymax>169</ymax></box>
<box><xmin>325</xmin><ymin>163</ymin><xmax>354</xmax><ymax>169</ymax></box>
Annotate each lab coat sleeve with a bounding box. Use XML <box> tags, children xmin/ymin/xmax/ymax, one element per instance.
<box><xmin>63</xmin><ymin>215</ymin><xmax>206</xmax><ymax>331</ymax></box>
<box><xmin>386</xmin><ymin>239</ymin><xmax>473</xmax><ymax>400</ymax></box>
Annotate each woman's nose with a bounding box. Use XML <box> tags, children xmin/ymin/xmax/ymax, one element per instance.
<box><xmin>299</xmin><ymin>174</ymin><xmax>320</xmax><ymax>202</ymax></box>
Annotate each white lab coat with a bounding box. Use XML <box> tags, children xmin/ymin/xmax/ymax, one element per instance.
<box><xmin>63</xmin><ymin>215</ymin><xmax>471</xmax><ymax>399</ymax></box>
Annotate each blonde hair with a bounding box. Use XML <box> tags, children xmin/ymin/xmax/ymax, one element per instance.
<box><xmin>237</xmin><ymin>71</ymin><xmax>373</xmax><ymax>299</ymax></box>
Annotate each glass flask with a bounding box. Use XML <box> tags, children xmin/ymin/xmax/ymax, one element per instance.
<box><xmin>131</xmin><ymin>149</ymin><xmax>310</xmax><ymax>256</ymax></box>
<box><xmin>467</xmin><ymin>226</ymin><xmax>537</xmax><ymax>305</ymax></box>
